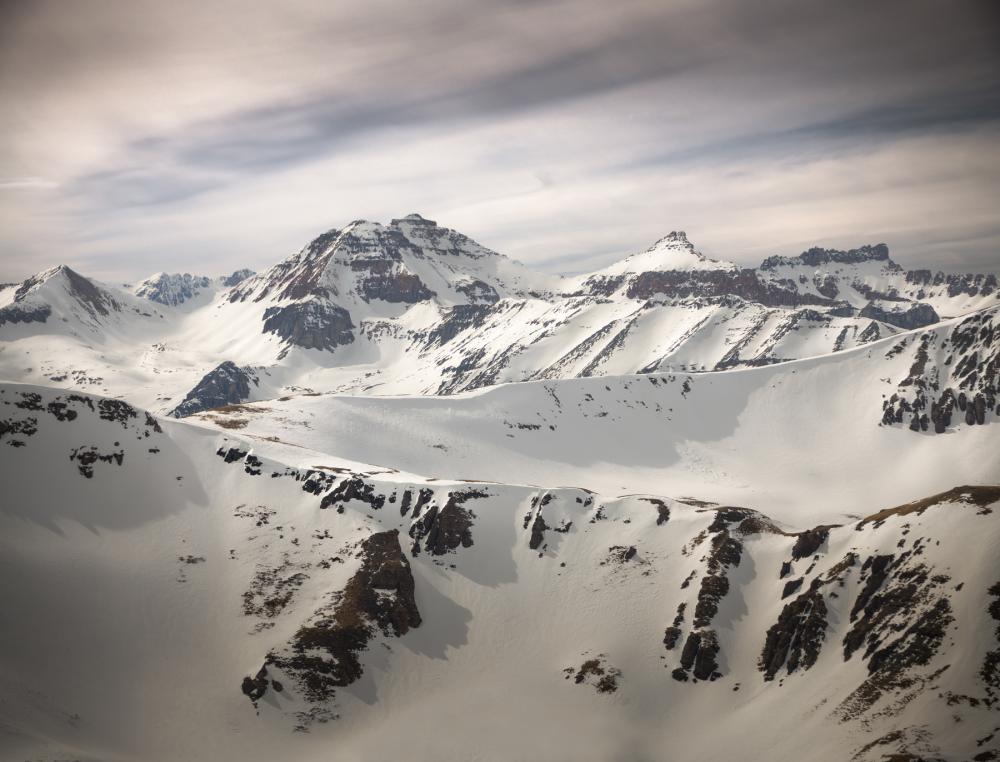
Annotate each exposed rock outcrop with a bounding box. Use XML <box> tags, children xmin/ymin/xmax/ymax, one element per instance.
<box><xmin>244</xmin><ymin>530</ymin><xmax>420</xmax><ymax>705</ymax></box>
<box><xmin>409</xmin><ymin>489</ymin><xmax>484</xmax><ymax>555</ymax></box>
<box><xmin>135</xmin><ymin>273</ymin><xmax>211</xmax><ymax>306</ymax></box>
<box><xmin>859</xmin><ymin>300</ymin><xmax>939</xmax><ymax>330</ymax></box>
<box><xmin>881</xmin><ymin>309</ymin><xmax>998</xmax><ymax>434</ymax></box>
<box><xmin>170</xmin><ymin>361</ymin><xmax>256</xmax><ymax>418</ymax></box>
<box><xmin>262</xmin><ymin>300</ymin><xmax>355</xmax><ymax>352</ymax></box>
<box><xmin>222</xmin><ymin>269</ymin><xmax>255</xmax><ymax>287</ymax></box>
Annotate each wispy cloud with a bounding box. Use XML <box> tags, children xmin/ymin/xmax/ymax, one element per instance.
<box><xmin>1</xmin><ymin>0</ymin><xmax>998</xmax><ymax>282</ymax></box>
<box><xmin>0</xmin><ymin>177</ymin><xmax>59</xmax><ymax>190</ymax></box>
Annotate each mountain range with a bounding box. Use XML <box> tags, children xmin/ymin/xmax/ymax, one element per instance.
<box><xmin>1</xmin><ymin>213</ymin><xmax>997</xmax><ymax>413</ymax></box>
<box><xmin>1</xmin><ymin>215</ymin><xmax>998</xmax><ymax>762</ymax></box>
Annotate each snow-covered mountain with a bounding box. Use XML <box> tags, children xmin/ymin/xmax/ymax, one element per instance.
<box><xmin>1</xmin><ymin>216</ymin><xmax>998</xmax><ymax>761</ymax></box>
<box><xmin>1</xmin><ymin>350</ymin><xmax>997</xmax><ymax>760</ymax></box>
<box><xmin>1</xmin><ymin>215</ymin><xmax>996</xmax><ymax>414</ymax></box>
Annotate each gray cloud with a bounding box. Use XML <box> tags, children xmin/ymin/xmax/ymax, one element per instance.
<box><xmin>1</xmin><ymin>0</ymin><xmax>998</xmax><ymax>282</ymax></box>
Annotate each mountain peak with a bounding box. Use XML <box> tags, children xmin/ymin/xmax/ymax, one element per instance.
<box><xmin>595</xmin><ymin>231</ymin><xmax>736</xmax><ymax>278</ymax></box>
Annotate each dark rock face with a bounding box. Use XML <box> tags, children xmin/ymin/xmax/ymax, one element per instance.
<box><xmin>528</xmin><ymin>512</ymin><xmax>549</xmax><ymax>550</ymax></box>
<box><xmin>791</xmin><ymin>527</ymin><xmax>830</xmax><ymax>560</ymax></box>
<box><xmin>262</xmin><ymin>300</ymin><xmax>355</xmax><ymax>352</ymax></box>
<box><xmin>760</xmin><ymin>244</ymin><xmax>892</xmax><ymax>270</ymax></box>
<box><xmin>217</xmin><ymin>446</ymin><xmax>248</xmax><ymax>464</ymax></box>
<box><xmin>859</xmin><ymin>300</ymin><xmax>939</xmax><ymax>330</ymax></box>
<box><xmin>222</xmin><ymin>269</ymin><xmax>255</xmax><ymax>287</ymax></box>
<box><xmin>677</xmin><ymin>630</ymin><xmax>721</xmax><ymax>681</ymax></box>
<box><xmin>693</xmin><ymin>575</ymin><xmax>730</xmax><ymax>627</ymax></box>
<box><xmin>760</xmin><ymin>587</ymin><xmax>828</xmax><ymax>680</ymax></box>
<box><xmin>241</xmin><ymin>666</ymin><xmax>270</xmax><ymax>701</ymax></box>
<box><xmin>320</xmin><ymin>477</ymin><xmax>386</xmax><ymax>512</ymax></box>
<box><xmin>409</xmin><ymin>489</ymin><xmax>484</xmax><ymax>555</ymax></box>
<box><xmin>706</xmin><ymin>530</ymin><xmax>743</xmax><ymax>571</ymax></box>
<box><xmin>905</xmin><ymin>268</ymin><xmax>998</xmax><ymax>299</ymax></box>
<box><xmin>97</xmin><ymin>398</ymin><xmax>138</xmax><ymax>426</ymax></box>
<box><xmin>814</xmin><ymin>274</ymin><xmax>840</xmax><ymax>299</ymax></box>
<box><xmin>836</xmin><ymin>550</ymin><xmax>956</xmax><ymax>720</ymax></box>
<box><xmin>759</xmin><ymin>551</ymin><xmax>858</xmax><ymax>681</ymax></box>
<box><xmin>673</xmin><ymin>520</ymin><xmax>744</xmax><ymax>683</ymax></box>
<box><xmin>456</xmin><ymin>279</ymin><xmax>500</xmax><ymax>304</ymax></box>
<box><xmin>663</xmin><ymin>603</ymin><xmax>687</xmax><ymax>650</ymax></box>
<box><xmin>0</xmin><ymin>302</ymin><xmax>51</xmax><ymax>326</ymax></box>
<box><xmin>781</xmin><ymin>578</ymin><xmax>804</xmax><ymax>599</ymax></box>
<box><xmin>627</xmin><ymin>268</ymin><xmax>827</xmax><ymax>307</ymax></box>
<box><xmin>663</xmin><ymin>626</ymin><xmax>682</xmax><ymax>650</ymax></box>
<box><xmin>354</xmin><ymin>262</ymin><xmax>434</xmax><ymax>304</ymax></box>
<box><xmin>247</xmin><ymin>529</ymin><xmax>420</xmax><ymax>705</ymax></box>
<box><xmin>170</xmin><ymin>361</ymin><xmax>255</xmax><ymax>418</ymax></box>
<box><xmin>399</xmin><ymin>487</ymin><xmax>434</xmax><ymax>517</ymax></box>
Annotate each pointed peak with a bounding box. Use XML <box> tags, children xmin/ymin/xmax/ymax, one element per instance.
<box><xmin>8</xmin><ymin>263</ymin><xmax>117</xmax><ymax>317</ymax></box>
<box><xmin>595</xmin><ymin>230</ymin><xmax>735</xmax><ymax>277</ymax></box>
<box><xmin>19</xmin><ymin>264</ymin><xmax>86</xmax><ymax>291</ymax></box>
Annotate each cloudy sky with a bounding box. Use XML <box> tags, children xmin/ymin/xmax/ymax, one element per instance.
<box><xmin>1</xmin><ymin>0</ymin><xmax>999</xmax><ymax>283</ymax></box>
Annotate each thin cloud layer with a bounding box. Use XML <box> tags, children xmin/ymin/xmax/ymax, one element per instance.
<box><xmin>1</xmin><ymin>0</ymin><xmax>998</xmax><ymax>281</ymax></box>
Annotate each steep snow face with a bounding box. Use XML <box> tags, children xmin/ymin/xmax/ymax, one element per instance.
<box><xmin>1</xmin><ymin>383</ymin><xmax>998</xmax><ymax>762</ymax></box>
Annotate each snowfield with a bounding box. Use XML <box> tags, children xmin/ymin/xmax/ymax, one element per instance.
<box><xmin>1</xmin><ymin>216</ymin><xmax>998</xmax><ymax>761</ymax></box>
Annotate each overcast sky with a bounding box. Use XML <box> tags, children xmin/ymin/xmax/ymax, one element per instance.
<box><xmin>1</xmin><ymin>0</ymin><xmax>999</xmax><ymax>283</ymax></box>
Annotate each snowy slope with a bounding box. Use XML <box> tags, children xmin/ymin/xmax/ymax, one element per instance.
<box><xmin>186</xmin><ymin>307</ymin><xmax>1000</xmax><ymax>526</ymax></box>
<box><xmin>1</xmin><ymin>383</ymin><xmax>998</xmax><ymax>762</ymax></box>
